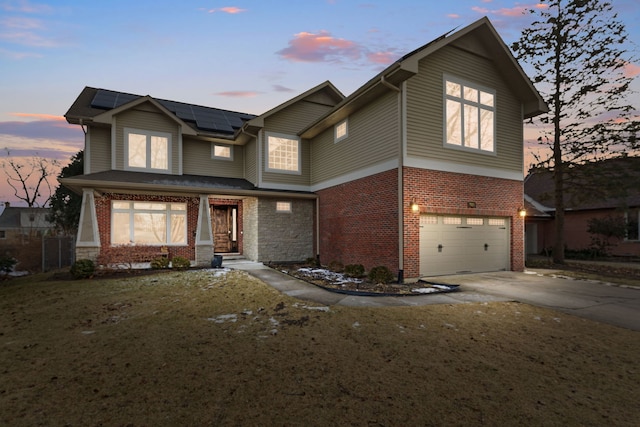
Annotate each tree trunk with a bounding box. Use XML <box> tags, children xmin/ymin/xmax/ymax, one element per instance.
<box><xmin>552</xmin><ymin>9</ymin><xmax>565</xmax><ymax>264</ymax></box>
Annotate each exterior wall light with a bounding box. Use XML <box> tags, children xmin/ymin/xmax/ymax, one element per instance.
<box><xmin>410</xmin><ymin>197</ymin><xmax>420</xmax><ymax>213</ymax></box>
<box><xmin>518</xmin><ymin>207</ymin><xmax>527</xmax><ymax>217</ymax></box>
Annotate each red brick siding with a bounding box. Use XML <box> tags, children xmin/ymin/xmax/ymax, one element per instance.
<box><xmin>403</xmin><ymin>167</ymin><xmax>525</xmax><ymax>278</ymax></box>
<box><xmin>95</xmin><ymin>193</ymin><xmax>199</xmax><ymax>264</ymax></box>
<box><xmin>317</xmin><ymin>169</ymin><xmax>399</xmax><ymax>272</ymax></box>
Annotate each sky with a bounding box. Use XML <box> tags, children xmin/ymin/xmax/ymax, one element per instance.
<box><xmin>0</xmin><ymin>0</ymin><xmax>639</xmax><ymax>207</ymax></box>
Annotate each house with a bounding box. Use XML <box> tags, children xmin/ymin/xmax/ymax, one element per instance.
<box><xmin>61</xmin><ymin>17</ymin><xmax>546</xmax><ymax>280</ymax></box>
<box><xmin>525</xmin><ymin>157</ymin><xmax>640</xmax><ymax>257</ymax></box>
<box><xmin>0</xmin><ymin>203</ymin><xmax>54</xmax><ymax>243</ymax></box>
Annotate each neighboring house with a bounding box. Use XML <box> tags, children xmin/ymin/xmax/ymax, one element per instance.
<box><xmin>524</xmin><ymin>157</ymin><xmax>640</xmax><ymax>257</ymax></box>
<box><xmin>0</xmin><ymin>204</ymin><xmax>54</xmax><ymax>243</ymax></box>
<box><xmin>61</xmin><ymin>17</ymin><xmax>546</xmax><ymax>280</ymax></box>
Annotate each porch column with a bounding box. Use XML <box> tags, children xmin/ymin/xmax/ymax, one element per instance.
<box><xmin>75</xmin><ymin>189</ymin><xmax>101</xmax><ymax>261</ymax></box>
<box><xmin>195</xmin><ymin>195</ymin><xmax>213</xmax><ymax>266</ymax></box>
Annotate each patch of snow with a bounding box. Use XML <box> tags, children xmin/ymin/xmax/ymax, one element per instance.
<box><xmin>352</xmin><ymin>322</ymin><xmax>360</xmax><ymax>328</ymax></box>
<box><xmin>443</xmin><ymin>323</ymin><xmax>457</xmax><ymax>329</ymax></box>
<box><xmin>208</xmin><ymin>314</ymin><xmax>238</xmax><ymax>323</ymax></box>
<box><xmin>297</xmin><ymin>267</ymin><xmax>363</xmax><ymax>284</ymax></box>
<box><xmin>269</xmin><ymin>317</ymin><xmax>279</xmax><ymax>327</ymax></box>
<box><xmin>81</xmin><ymin>331</ymin><xmax>95</xmax><ymax>335</ymax></box>
<box><xmin>7</xmin><ymin>270</ymin><xmax>29</xmax><ymax>277</ymax></box>
<box><xmin>292</xmin><ymin>303</ymin><xmax>330</xmax><ymax>312</ymax></box>
<box><xmin>412</xmin><ymin>287</ymin><xmax>440</xmax><ymax>294</ymax></box>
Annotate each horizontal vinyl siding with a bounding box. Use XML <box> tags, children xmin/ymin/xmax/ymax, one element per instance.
<box><xmin>245</xmin><ymin>139</ymin><xmax>257</xmax><ymax>185</ymax></box>
<box><xmin>311</xmin><ymin>91</ymin><xmax>399</xmax><ymax>184</ymax></box>
<box><xmin>261</xmin><ymin>100</ymin><xmax>332</xmax><ymax>187</ymax></box>
<box><xmin>182</xmin><ymin>137</ymin><xmax>244</xmax><ymax>178</ymax></box>
<box><xmin>88</xmin><ymin>126</ymin><xmax>111</xmax><ymax>173</ymax></box>
<box><xmin>114</xmin><ymin>103</ymin><xmax>180</xmax><ymax>174</ymax></box>
<box><xmin>406</xmin><ymin>45</ymin><xmax>523</xmax><ymax>173</ymax></box>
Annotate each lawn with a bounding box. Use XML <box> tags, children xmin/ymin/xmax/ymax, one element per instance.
<box><xmin>1</xmin><ymin>268</ymin><xmax>638</xmax><ymax>426</ymax></box>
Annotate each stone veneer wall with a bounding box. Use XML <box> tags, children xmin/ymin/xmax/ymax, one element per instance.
<box><xmin>242</xmin><ymin>197</ymin><xmax>259</xmax><ymax>261</ymax></box>
<box><xmin>256</xmin><ymin>198</ymin><xmax>314</xmax><ymax>262</ymax></box>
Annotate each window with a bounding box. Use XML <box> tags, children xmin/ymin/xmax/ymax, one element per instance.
<box><xmin>443</xmin><ymin>217</ymin><xmax>462</xmax><ymax>225</ymax></box>
<box><xmin>467</xmin><ymin>218</ymin><xmax>484</xmax><ymax>225</ymax></box>
<box><xmin>276</xmin><ymin>201</ymin><xmax>292</xmax><ymax>212</ymax></box>
<box><xmin>335</xmin><ymin>119</ymin><xmax>348</xmax><ymax>142</ymax></box>
<box><xmin>444</xmin><ymin>77</ymin><xmax>495</xmax><ymax>153</ymax></box>
<box><xmin>266</xmin><ymin>133</ymin><xmax>300</xmax><ymax>174</ymax></box>
<box><xmin>125</xmin><ymin>128</ymin><xmax>171</xmax><ymax>172</ymax></box>
<box><xmin>212</xmin><ymin>143</ymin><xmax>233</xmax><ymax>160</ymax></box>
<box><xmin>625</xmin><ymin>209</ymin><xmax>639</xmax><ymax>241</ymax></box>
<box><xmin>111</xmin><ymin>201</ymin><xmax>186</xmax><ymax>245</ymax></box>
<box><xmin>488</xmin><ymin>218</ymin><xmax>505</xmax><ymax>226</ymax></box>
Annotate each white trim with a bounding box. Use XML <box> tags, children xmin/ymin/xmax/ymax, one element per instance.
<box><xmin>211</xmin><ymin>143</ymin><xmax>234</xmax><ymax>161</ymax></box>
<box><xmin>310</xmin><ymin>158</ymin><xmax>399</xmax><ymax>192</ymax></box>
<box><xmin>76</xmin><ymin>189</ymin><xmax>101</xmax><ymax>247</ymax></box>
<box><xmin>123</xmin><ymin>127</ymin><xmax>172</xmax><ymax>173</ymax></box>
<box><xmin>111</xmin><ymin>200</ymin><xmax>187</xmax><ymax>246</ymax></box>
<box><xmin>334</xmin><ymin>118</ymin><xmax>348</xmax><ymax>143</ymax></box>
<box><xmin>404</xmin><ymin>156</ymin><xmax>523</xmax><ymax>181</ymax></box>
<box><xmin>85</xmin><ymin>127</ymin><xmax>91</xmax><ymax>174</ymax></box>
<box><xmin>264</xmin><ymin>131</ymin><xmax>302</xmax><ymax>175</ymax></box>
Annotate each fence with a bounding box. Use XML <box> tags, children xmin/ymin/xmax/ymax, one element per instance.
<box><xmin>42</xmin><ymin>236</ymin><xmax>75</xmax><ymax>272</ymax></box>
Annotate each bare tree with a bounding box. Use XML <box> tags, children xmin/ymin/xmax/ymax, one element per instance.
<box><xmin>1</xmin><ymin>149</ymin><xmax>59</xmax><ymax>207</ymax></box>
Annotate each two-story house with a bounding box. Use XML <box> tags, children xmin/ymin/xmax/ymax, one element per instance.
<box><xmin>62</xmin><ymin>17</ymin><xmax>546</xmax><ymax>280</ymax></box>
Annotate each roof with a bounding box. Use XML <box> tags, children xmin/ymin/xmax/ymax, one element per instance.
<box><xmin>65</xmin><ymin>87</ymin><xmax>257</xmax><ymax>139</ymax></box>
<box><xmin>300</xmin><ymin>16</ymin><xmax>548</xmax><ymax>139</ymax></box>
<box><xmin>524</xmin><ymin>157</ymin><xmax>640</xmax><ymax>212</ymax></box>
<box><xmin>60</xmin><ymin>170</ymin><xmax>316</xmax><ymax>199</ymax></box>
<box><xmin>0</xmin><ymin>207</ymin><xmax>53</xmax><ymax>229</ymax></box>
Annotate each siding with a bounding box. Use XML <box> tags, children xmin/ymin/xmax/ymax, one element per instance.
<box><xmin>114</xmin><ymin>102</ymin><xmax>180</xmax><ymax>174</ymax></box>
<box><xmin>182</xmin><ymin>137</ymin><xmax>244</xmax><ymax>178</ymax></box>
<box><xmin>245</xmin><ymin>139</ymin><xmax>257</xmax><ymax>185</ymax></box>
<box><xmin>311</xmin><ymin>91</ymin><xmax>400</xmax><ymax>184</ymax></box>
<box><xmin>261</xmin><ymin>100</ymin><xmax>332</xmax><ymax>187</ymax></box>
<box><xmin>405</xmin><ymin>44</ymin><xmax>523</xmax><ymax>173</ymax></box>
<box><xmin>88</xmin><ymin>126</ymin><xmax>111</xmax><ymax>173</ymax></box>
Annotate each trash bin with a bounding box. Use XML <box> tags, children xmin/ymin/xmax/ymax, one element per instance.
<box><xmin>211</xmin><ymin>255</ymin><xmax>223</xmax><ymax>268</ymax></box>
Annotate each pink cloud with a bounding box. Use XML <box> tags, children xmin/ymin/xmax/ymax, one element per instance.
<box><xmin>622</xmin><ymin>62</ymin><xmax>640</xmax><ymax>78</ymax></box>
<box><xmin>447</xmin><ymin>14</ymin><xmax>460</xmax><ymax>19</ymax></box>
<box><xmin>11</xmin><ymin>112</ymin><xmax>65</xmax><ymax>121</ymax></box>
<box><xmin>367</xmin><ymin>51</ymin><xmax>396</xmax><ymax>65</ymax></box>
<box><xmin>472</xmin><ymin>3</ymin><xmax>547</xmax><ymax>17</ymax></box>
<box><xmin>207</xmin><ymin>6</ymin><xmax>246</xmax><ymax>14</ymax></box>
<box><xmin>215</xmin><ymin>91</ymin><xmax>260</xmax><ymax>98</ymax></box>
<box><xmin>277</xmin><ymin>30</ymin><xmax>362</xmax><ymax>63</ymax></box>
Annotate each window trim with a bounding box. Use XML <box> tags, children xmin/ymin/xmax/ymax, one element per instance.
<box><xmin>124</xmin><ymin>127</ymin><xmax>172</xmax><ymax>172</ymax></box>
<box><xmin>442</xmin><ymin>75</ymin><xmax>496</xmax><ymax>155</ymax></box>
<box><xmin>276</xmin><ymin>201</ymin><xmax>292</xmax><ymax>213</ymax></box>
<box><xmin>111</xmin><ymin>200</ymin><xmax>187</xmax><ymax>246</ymax></box>
<box><xmin>212</xmin><ymin>143</ymin><xmax>233</xmax><ymax>161</ymax></box>
<box><xmin>265</xmin><ymin>132</ymin><xmax>301</xmax><ymax>175</ymax></box>
<box><xmin>334</xmin><ymin>118</ymin><xmax>348</xmax><ymax>143</ymax></box>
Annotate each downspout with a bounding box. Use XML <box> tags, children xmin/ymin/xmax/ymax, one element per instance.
<box><xmin>380</xmin><ymin>76</ymin><xmax>405</xmax><ymax>283</ymax></box>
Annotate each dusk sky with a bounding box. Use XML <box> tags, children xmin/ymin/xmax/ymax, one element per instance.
<box><xmin>1</xmin><ymin>0</ymin><xmax>639</xmax><ymax>207</ymax></box>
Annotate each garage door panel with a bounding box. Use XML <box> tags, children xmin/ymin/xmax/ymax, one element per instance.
<box><xmin>419</xmin><ymin>215</ymin><xmax>510</xmax><ymax>276</ymax></box>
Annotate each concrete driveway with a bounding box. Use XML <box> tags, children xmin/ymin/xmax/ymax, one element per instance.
<box><xmin>425</xmin><ymin>270</ymin><xmax>640</xmax><ymax>332</ymax></box>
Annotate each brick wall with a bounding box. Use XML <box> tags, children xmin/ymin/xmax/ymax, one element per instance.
<box><xmin>256</xmin><ymin>198</ymin><xmax>314</xmax><ymax>262</ymax></box>
<box><xmin>403</xmin><ymin>167</ymin><xmax>525</xmax><ymax>278</ymax></box>
<box><xmin>94</xmin><ymin>193</ymin><xmax>199</xmax><ymax>264</ymax></box>
<box><xmin>317</xmin><ymin>169</ymin><xmax>399</xmax><ymax>272</ymax></box>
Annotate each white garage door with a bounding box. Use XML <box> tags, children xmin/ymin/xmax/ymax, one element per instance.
<box><xmin>419</xmin><ymin>215</ymin><xmax>510</xmax><ymax>276</ymax></box>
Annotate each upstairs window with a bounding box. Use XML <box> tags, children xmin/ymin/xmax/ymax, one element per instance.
<box><xmin>266</xmin><ymin>133</ymin><xmax>300</xmax><ymax>174</ymax></box>
<box><xmin>125</xmin><ymin>128</ymin><xmax>171</xmax><ymax>172</ymax></box>
<box><xmin>335</xmin><ymin>119</ymin><xmax>348</xmax><ymax>143</ymax></box>
<box><xmin>212</xmin><ymin>143</ymin><xmax>233</xmax><ymax>160</ymax></box>
<box><xmin>444</xmin><ymin>77</ymin><xmax>495</xmax><ymax>153</ymax></box>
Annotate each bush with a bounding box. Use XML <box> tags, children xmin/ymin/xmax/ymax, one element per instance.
<box><xmin>150</xmin><ymin>256</ymin><xmax>170</xmax><ymax>270</ymax></box>
<box><xmin>70</xmin><ymin>259</ymin><xmax>95</xmax><ymax>279</ymax></box>
<box><xmin>0</xmin><ymin>255</ymin><xmax>17</xmax><ymax>274</ymax></box>
<box><xmin>171</xmin><ymin>256</ymin><xmax>190</xmax><ymax>271</ymax></box>
<box><xmin>327</xmin><ymin>260</ymin><xmax>344</xmax><ymax>273</ymax></box>
<box><xmin>368</xmin><ymin>266</ymin><xmax>394</xmax><ymax>284</ymax></box>
<box><xmin>305</xmin><ymin>257</ymin><xmax>320</xmax><ymax>267</ymax></box>
<box><xmin>344</xmin><ymin>264</ymin><xmax>365</xmax><ymax>278</ymax></box>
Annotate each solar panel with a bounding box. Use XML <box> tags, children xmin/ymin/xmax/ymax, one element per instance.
<box><xmin>91</xmin><ymin>90</ymin><xmax>138</xmax><ymax>109</ymax></box>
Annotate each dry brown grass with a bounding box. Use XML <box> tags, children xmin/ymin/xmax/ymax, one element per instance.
<box><xmin>1</xmin><ymin>268</ymin><xmax>638</xmax><ymax>426</ymax></box>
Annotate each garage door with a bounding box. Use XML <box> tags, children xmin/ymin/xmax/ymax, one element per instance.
<box><xmin>419</xmin><ymin>215</ymin><xmax>510</xmax><ymax>276</ymax></box>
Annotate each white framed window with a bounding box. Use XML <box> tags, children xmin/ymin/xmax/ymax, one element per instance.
<box><xmin>488</xmin><ymin>218</ymin><xmax>506</xmax><ymax>226</ymax></box>
<box><xmin>444</xmin><ymin>76</ymin><xmax>495</xmax><ymax>153</ymax></box>
<box><xmin>335</xmin><ymin>119</ymin><xmax>348</xmax><ymax>143</ymax></box>
<box><xmin>625</xmin><ymin>209</ymin><xmax>639</xmax><ymax>241</ymax></box>
<box><xmin>276</xmin><ymin>201</ymin><xmax>292</xmax><ymax>212</ymax></box>
<box><xmin>467</xmin><ymin>218</ymin><xmax>484</xmax><ymax>225</ymax></box>
<box><xmin>266</xmin><ymin>132</ymin><xmax>301</xmax><ymax>174</ymax></box>
<box><xmin>124</xmin><ymin>128</ymin><xmax>171</xmax><ymax>172</ymax></box>
<box><xmin>111</xmin><ymin>201</ymin><xmax>187</xmax><ymax>245</ymax></box>
<box><xmin>443</xmin><ymin>217</ymin><xmax>462</xmax><ymax>225</ymax></box>
<box><xmin>212</xmin><ymin>143</ymin><xmax>233</xmax><ymax>160</ymax></box>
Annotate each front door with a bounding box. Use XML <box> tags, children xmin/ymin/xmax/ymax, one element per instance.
<box><xmin>213</xmin><ymin>206</ymin><xmax>237</xmax><ymax>253</ymax></box>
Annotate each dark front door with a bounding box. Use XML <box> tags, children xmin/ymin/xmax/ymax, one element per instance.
<box><xmin>213</xmin><ymin>206</ymin><xmax>236</xmax><ymax>253</ymax></box>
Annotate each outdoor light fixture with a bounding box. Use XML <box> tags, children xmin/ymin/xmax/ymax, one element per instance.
<box><xmin>518</xmin><ymin>207</ymin><xmax>527</xmax><ymax>217</ymax></box>
<box><xmin>410</xmin><ymin>197</ymin><xmax>420</xmax><ymax>213</ymax></box>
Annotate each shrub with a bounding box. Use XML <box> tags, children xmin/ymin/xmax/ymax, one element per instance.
<box><xmin>344</xmin><ymin>264</ymin><xmax>365</xmax><ymax>278</ymax></box>
<box><xmin>368</xmin><ymin>266</ymin><xmax>394</xmax><ymax>284</ymax></box>
<box><xmin>171</xmin><ymin>256</ymin><xmax>190</xmax><ymax>271</ymax></box>
<box><xmin>327</xmin><ymin>260</ymin><xmax>344</xmax><ymax>273</ymax></box>
<box><xmin>305</xmin><ymin>257</ymin><xmax>320</xmax><ymax>267</ymax></box>
<box><xmin>150</xmin><ymin>256</ymin><xmax>170</xmax><ymax>270</ymax></box>
<box><xmin>0</xmin><ymin>255</ymin><xmax>17</xmax><ymax>274</ymax></box>
<box><xmin>70</xmin><ymin>259</ymin><xmax>95</xmax><ymax>279</ymax></box>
